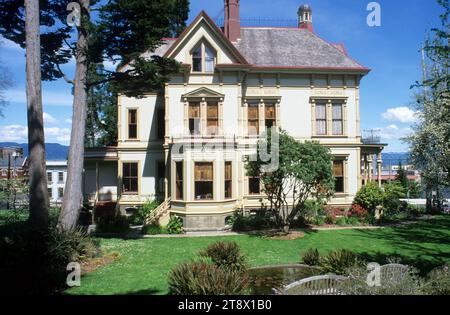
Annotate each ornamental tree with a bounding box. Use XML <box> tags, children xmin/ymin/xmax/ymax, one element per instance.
<box><xmin>246</xmin><ymin>130</ymin><xmax>335</xmax><ymax>230</ymax></box>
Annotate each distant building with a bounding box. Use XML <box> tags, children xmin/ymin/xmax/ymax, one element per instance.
<box><xmin>0</xmin><ymin>147</ymin><xmax>27</xmax><ymax>180</ymax></box>
<box><xmin>46</xmin><ymin>160</ymin><xmax>67</xmax><ymax>204</ymax></box>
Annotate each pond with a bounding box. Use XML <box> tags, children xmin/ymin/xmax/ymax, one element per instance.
<box><xmin>248</xmin><ymin>264</ymin><xmax>321</xmax><ymax>295</ymax></box>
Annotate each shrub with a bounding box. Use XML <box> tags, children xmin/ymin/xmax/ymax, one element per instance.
<box><xmin>167</xmin><ymin>260</ymin><xmax>249</xmax><ymax>295</ymax></box>
<box><xmin>383</xmin><ymin>181</ymin><xmax>406</xmax><ymax>212</ymax></box>
<box><xmin>142</xmin><ymin>224</ymin><xmax>169</xmax><ymax>235</ymax></box>
<box><xmin>229</xmin><ymin>210</ymin><xmax>276</xmax><ymax>231</ymax></box>
<box><xmin>128</xmin><ymin>199</ymin><xmax>161</xmax><ymax>225</ymax></box>
<box><xmin>353</xmin><ymin>182</ymin><xmax>384</xmax><ymax>211</ymax></box>
<box><xmin>324</xmin><ymin>214</ymin><xmax>335</xmax><ymax>225</ymax></box>
<box><xmin>298</xmin><ymin>200</ymin><xmax>324</xmax><ymax>224</ymax></box>
<box><xmin>199</xmin><ymin>241</ymin><xmax>247</xmax><ymax>271</ymax></box>
<box><xmin>312</xmin><ymin>216</ymin><xmax>325</xmax><ymax>226</ymax></box>
<box><xmin>96</xmin><ymin>214</ymin><xmax>130</xmax><ymax>234</ymax></box>
<box><xmin>319</xmin><ymin>249</ymin><xmax>362</xmax><ymax>275</ymax></box>
<box><xmin>0</xmin><ymin>221</ymin><xmax>99</xmax><ymax>294</ymax></box>
<box><xmin>167</xmin><ymin>215</ymin><xmax>184</xmax><ymax>234</ymax></box>
<box><xmin>350</xmin><ymin>204</ymin><xmax>369</xmax><ymax>219</ymax></box>
<box><xmin>301</xmin><ymin>248</ymin><xmax>320</xmax><ymax>266</ymax></box>
<box><xmin>408</xmin><ymin>204</ymin><xmax>426</xmax><ymax>217</ymax></box>
<box><xmin>346</xmin><ymin>216</ymin><xmax>361</xmax><ymax>226</ymax></box>
<box><xmin>421</xmin><ymin>266</ymin><xmax>450</xmax><ymax>295</ymax></box>
<box><xmin>335</xmin><ymin>217</ymin><xmax>347</xmax><ymax>226</ymax></box>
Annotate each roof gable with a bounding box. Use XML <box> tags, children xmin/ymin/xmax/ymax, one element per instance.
<box><xmin>164</xmin><ymin>11</ymin><xmax>248</xmax><ymax>65</ymax></box>
<box><xmin>181</xmin><ymin>87</ymin><xmax>224</xmax><ymax>99</ymax></box>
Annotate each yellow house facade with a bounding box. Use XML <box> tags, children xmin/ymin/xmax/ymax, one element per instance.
<box><xmin>84</xmin><ymin>3</ymin><xmax>385</xmax><ymax>231</ymax></box>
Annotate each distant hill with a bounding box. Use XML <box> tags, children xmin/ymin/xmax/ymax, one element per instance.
<box><xmin>0</xmin><ymin>142</ymin><xmax>69</xmax><ymax>160</ymax></box>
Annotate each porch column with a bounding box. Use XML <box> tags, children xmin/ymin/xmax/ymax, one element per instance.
<box><xmin>377</xmin><ymin>152</ymin><xmax>383</xmax><ymax>187</ymax></box>
<box><xmin>367</xmin><ymin>155</ymin><xmax>373</xmax><ymax>182</ymax></box>
<box><xmin>164</xmin><ymin>145</ymin><xmax>169</xmax><ymax>200</ymax></box>
<box><xmin>363</xmin><ymin>155</ymin><xmax>369</xmax><ymax>185</ymax></box>
<box><xmin>95</xmin><ymin>161</ymin><xmax>99</xmax><ymax>202</ymax></box>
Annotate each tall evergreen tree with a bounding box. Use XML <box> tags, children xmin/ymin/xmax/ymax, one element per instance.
<box><xmin>0</xmin><ymin>0</ymin><xmax>190</xmax><ymax>230</ymax></box>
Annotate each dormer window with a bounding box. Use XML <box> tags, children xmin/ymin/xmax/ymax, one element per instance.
<box><xmin>191</xmin><ymin>42</ymin><xmax>216</xmax><ymax>73</ymax></box>
<box><xmin>192</xmin><ymin>46</ymin><xmax>202</xmax><ymax>72</ymax></box>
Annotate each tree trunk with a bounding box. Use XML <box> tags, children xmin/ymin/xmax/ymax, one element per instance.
<box><xmin>58</xmin><ymin>0</ymin><xmax>90</xmax><ymax>231</ymax></box>
<box><xmin>25</xmin><ymin>0</ymin><xmax>49</xmax><ymax>228</ymax></box>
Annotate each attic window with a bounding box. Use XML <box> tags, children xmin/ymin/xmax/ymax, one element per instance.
<box><xmin>192</xmin><ymin>42</ymin><xmax>216</xmax><ymax>73</ymax></box>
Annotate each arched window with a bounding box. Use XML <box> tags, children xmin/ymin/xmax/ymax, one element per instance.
<box><xmin>191</xmin><ymin>42</ymin><xmax>216</xmax><ymax>73</ymax></box>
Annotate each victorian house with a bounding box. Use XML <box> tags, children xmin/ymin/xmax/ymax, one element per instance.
<box><xmin>84</xmin><ymin>1</ymin><xmax>385</xmax><ymax>230</ymax></box>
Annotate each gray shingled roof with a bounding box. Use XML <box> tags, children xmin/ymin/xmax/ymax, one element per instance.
<box><xmin>234</xmin><ymin>28</ymin><xmax>365</xmax><ymax>69</ymax></box>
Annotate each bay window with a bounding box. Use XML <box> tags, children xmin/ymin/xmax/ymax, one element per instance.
<box><xmin>194</xmin><ymin>162</ymin><xmax>214</xmax><ymax>200</ymax></box>
<box><xmin>175</xmin><ymin>162</ymin><xmax>183</xmax><ymax>200</ymax></box>
<box><xmin>224</xmin><ymin>162</ymin><xmax>232</xmax><ymax>199</ymax></box>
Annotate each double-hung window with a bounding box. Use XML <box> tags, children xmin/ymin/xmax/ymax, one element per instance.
<box><xmin>128</xmin><ymin>109</ymin><xmax>138</xmax><ymax>139</ymax></box>
<box><xmin>333</xmin><ymin>160</ymin><xmax>345</xmax><ymax>193</ymax></box>
<box><xmin>123</xmin><ymin>162</ymin><xmax>138</xmax><ymax>194</ymax></box>
<box><xmin>265</xmin><ymin>102</ymin><xmax>276</xmax><ymax>130</ymax></box>
<box><xmin>224</xmin><ymin>162</ymin><xmax>232</xmax><ymax>199</ymax></box>
<box><xmin>332</xmin><ymin>103</ymin><xmax>343</xmax><ymax>135</ymax></box>
<box><xmin>188</xmin><ymin>102</ymin><xmax>201</xmax><ymax>135</ymax></box>
<box><xmin>206</xmin><ymin>102</ymin><xmax>219</xmax><ymax>136</ymax></box>
<box><xmin>315</xmin><ymin>103</ymin><xmax>327</xmax><ymax>136</ymax></box>
<box><xmin>249</xmin><ymin>176</ymin><xmax>261</xmax><ymax>195</ymax></box>
<box><xmin>248</xmin><ymin>103</ymin><xmax>259</xmax><ymax>136</ymax></box>
<box><xmin>175</xmin><ymin>162</ymin><xmax>183</xmax><ymax>200</ymax></box>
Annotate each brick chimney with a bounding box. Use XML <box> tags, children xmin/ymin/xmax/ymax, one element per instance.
<box><xmin>224</xmin><ymin>0</ymin><xmax>240</xmax><ymax>42</ymax></box>
<box><xmin>298</xmin><ymin>4</ymin><xmax>313</xmax><ymax>32</ymax></box>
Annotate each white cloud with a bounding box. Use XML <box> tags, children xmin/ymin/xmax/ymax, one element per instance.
<box><xmin>0</xmin><ymin>125</ymin><xmax>28</xmax><ymax>142</ymax></box>
<box><xmin>4</xmin><ymin>89</ymin><xmax>73</xmax><ymax>106</ymax></box>
<box><xmin>45</xmin><ymin>127</ymin><xmax>71</xmax><ymax>142</ymax></box>
<box><xmin>43</xmin><ymin>112</ymin><xmax>57</xmax><ymax>124</ymax></box>
<box><xmin>382</xmin><ymin>107</ymin><xmax>418</xmax><ymax>123</ymax></box>
<box><xmin>0</xmin><ymin>36</ymin><xmax>23</xmax><ymax>51</ymax></box>
<box><xmin>378</xmin><ymin>124</ymin><xmax>412</xmax><ymax>140</ymax></box>
<box><xmin>0</xmin><ymin>125</ymin><xmax>70</xmax><ymax>144</ymax></box>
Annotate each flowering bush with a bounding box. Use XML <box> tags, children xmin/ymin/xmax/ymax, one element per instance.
<box><xmin>349</xmin><ymin>204</ymin><xmax>369</xmax><ymax>219</ymax></box>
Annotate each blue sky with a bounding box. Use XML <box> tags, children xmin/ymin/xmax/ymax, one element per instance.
<box><xmin>0</xmin><ymin>0</ymin><xmax>444</xmax><ymax>152</ymax></box>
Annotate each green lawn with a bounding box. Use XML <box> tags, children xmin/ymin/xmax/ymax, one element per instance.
<box><xmin>66</xmin><ymin>215</ymin><xmax>450</xmax><ymax>295</ymax></box>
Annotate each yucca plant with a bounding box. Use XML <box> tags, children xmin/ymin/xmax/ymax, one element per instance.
<box><xmin>319</xmin><ymin>249</ymin><xmax>362</xmax><ymax>275</ymax></box>
<box><xmin>167</xmin><ymin>260</ymin><xmax>249</xmax><ymax>295</ymax></box>
<box><xmin>199</xmin><ymin>241</ymin><xmax>247</xmax><ymax>271</ymax></box>
<box><xmin>301</xmin><ymin>248</ymin><xmax>320</xmax><ymax>266</ymax></box>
